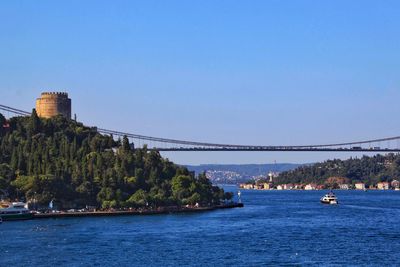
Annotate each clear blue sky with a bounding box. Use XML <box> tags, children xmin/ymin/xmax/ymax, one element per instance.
<box><xmin>1</xmin><ymin>0</ymin><xmax>399</xmax><ymax>165</ymax></box>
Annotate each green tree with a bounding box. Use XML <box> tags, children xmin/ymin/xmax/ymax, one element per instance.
<box><xmin>122</xmin><ymin>135</ymin><xmax>131</xmax><ymax>153</ymax></box>
<box><xmin>126</xmin><ymin>189</ymin><xmax>148</xmax><ymax>207</ymax></box>
<box><xmin>171</xmin><ymin>175</ymin><xmax>196</xmax><ymax>204</ymax></box>
<box><xmin>28</xmin><ymin>109</ymin><xmax>41</xmax><ymax>135</ymax></box>
<box><xmin>0</xmin><ymin>113</ymin><xmax>6</xmax><ymax>136</ymax></box>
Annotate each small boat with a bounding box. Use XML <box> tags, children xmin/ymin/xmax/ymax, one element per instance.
<box><xmin>0</xmin><ymin>202</ymin><xmax>33</xmax><ymax>221</ymax></box>
<box><xmin>320</xmin><ymin>191</ymin><xmax>338</xmax><ymax>205</ymax></box>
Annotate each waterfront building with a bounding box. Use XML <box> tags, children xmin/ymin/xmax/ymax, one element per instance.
<box><xmin>263</xmin><ymin>183</ymin><xmax>273</xmax><ymax>190</ymax></box>
<box><xmin>305</xmin><ymin>184</ymin><xmax>317</xmax><ymax>190</ymax></box>
<box><xmin>294</xmin><ymin>184</ymin><xmax>303</xmax><ymax>190</ymax></box>
<box><xmin>242</xmin><ymin>184</ymin><xmax>254</xmax><ymax>190</ymax></box>
<box><xmin>339</xmin><ymin>184</ymin><xmax>351</xmax><ymax>190</ymax></box>
<box><xmin>391</xmin><ymin>180</ymin><xmax>400</xmax><ymax>189</ymax></box>
<box><xmin>255</xmin><ymin>184</ymin><xmax>263</xmax><ymax>190</ymax></box>
<box><xmin>283</xmin><ymin>184</ymin><xmax>294</xmax><ymax>190</ymax></box>
<box><xmin>355</xmin><ymin>183</ymin><xmax>366</xmax><ymax>190</ymax></box>
<box><xmin>36</xmin><ymin>92</ymin><xmax>71</xmax><ymax>119</ymax></box>
<box><xmin>377</xmin><ymin>182</ymin><xmax>390</xmax><ymax>190</ymax></box>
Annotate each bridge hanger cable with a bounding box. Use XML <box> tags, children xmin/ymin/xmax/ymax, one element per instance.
<box><xmin>1</xmin><ymin>103</ymin><xmax>400</xmax><ymax>149</ymax></box>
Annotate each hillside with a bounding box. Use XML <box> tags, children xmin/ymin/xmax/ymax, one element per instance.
<box><xmin>0</xmin><ymin>111</ymin><xmax>231</xmax><ymax>209</ymax></box>
<box><xmin>275</xmin><ymin>154</ymin><xmax>400</xmax><ymax>186</ymax></box>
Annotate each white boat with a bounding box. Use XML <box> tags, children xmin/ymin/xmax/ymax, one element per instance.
<box><xmin>0</xmin><ymin>202</ymin><xmax>32</xmax><ymax>221</ymax></box>
<box><xmin>320</xmin><ymin>192</ymin><xmax>338</xmax><ymax>205</ymax></box>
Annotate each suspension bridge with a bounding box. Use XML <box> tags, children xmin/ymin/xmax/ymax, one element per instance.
<box><xmin>1</xmin><ymin>103</ymin><xmax>400</xmax><ymax>152</ymax></box>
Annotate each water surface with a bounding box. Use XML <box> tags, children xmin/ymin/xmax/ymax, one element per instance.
<box><xmin>1</xmin><ymin>188</ymin><xmax>400</xmax><ymax>266</ymax></box>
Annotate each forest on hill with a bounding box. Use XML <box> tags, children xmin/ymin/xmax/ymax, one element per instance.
<box><xmin>0</xmin><ymin>111</ymin><xmax>232</xmax><ymax>209</ymax></box>
<box><xmin>274</xmin><ymin>153</ymin><xmax>400</xmax><ymax>186</ymax></box>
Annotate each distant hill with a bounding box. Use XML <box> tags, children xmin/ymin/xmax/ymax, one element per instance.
<box><xmin>186</xmin><ymin>164</ymin><xmax>302</xmax><ymax>184</ymax></box>
<box><xmin>275</xmin><ymin>154</ymin><xmax>400</xmax><ymax>186</ymax></box>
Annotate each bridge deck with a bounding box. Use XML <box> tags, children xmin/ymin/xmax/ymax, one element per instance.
<box><xmin>153</xmin><ymin>148</ymin><xmax>400</xmax><ymax>152</ymax></box>
<box><xmin>2</xmin><ymin>103</ymin><xmax>400</xmax><ymax>153</ymax></box>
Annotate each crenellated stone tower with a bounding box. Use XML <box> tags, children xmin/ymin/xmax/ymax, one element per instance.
<box><xmin>36</xmin><ymin>92</ymin><xmax>71</xmax><ymax>119</ymax></box>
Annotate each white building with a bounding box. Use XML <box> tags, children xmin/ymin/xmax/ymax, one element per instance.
<box><xmin>339</xmin><ymin>184</ymin><xmax>350</xmax><ymax>190</ymax></box>
<box><xmin>305</xmin><ymin>184</ymin><xmax>316</xmax><ymax>190</ymax></box>
<box><xmin>283</xmin><ymin>184</ymin><xmax>294</xmax><ymax>190</ymax></box>
<box><xmin>377</xmin><ymin>182</ymin><xmax>390</xmax><ymax>190</ymax></box>
<box><xmin>391</xmin><ymin>180</ymin><xmax>400</xmax><ymax>189</ymax></box>
<box><xmin>355</xmin><ymin>183</ymin><xmax>366</xmax><ymax>190</ymax></box>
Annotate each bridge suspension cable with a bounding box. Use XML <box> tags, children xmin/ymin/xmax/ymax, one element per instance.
<box><xmin>1</xmin><ymin>103</ymin><xmax>400</xmax><ymax>150</ymax></box>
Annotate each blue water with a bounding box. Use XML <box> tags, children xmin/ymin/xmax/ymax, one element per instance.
<box><xmin>2</xmin><ymin>188</ymin><xmax>400</xmax><ymax>266</ymax></box>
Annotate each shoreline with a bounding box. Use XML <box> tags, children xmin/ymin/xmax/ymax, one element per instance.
<box><xmin>30</xmin><ymin>202</ymin><xmax>244</xmax><ymax>220</ymax></box>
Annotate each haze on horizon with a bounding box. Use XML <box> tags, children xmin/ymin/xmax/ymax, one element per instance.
<box><xmin>1</xmin><ymin>0</ymin><xmax>399</xmax><ymax>165</ymax></box>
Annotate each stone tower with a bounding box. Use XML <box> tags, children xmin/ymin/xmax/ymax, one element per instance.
<box><xmin>36</xmin><ymin>92</ymin><xmax>71</xmax><ymax>119</ymax></box>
